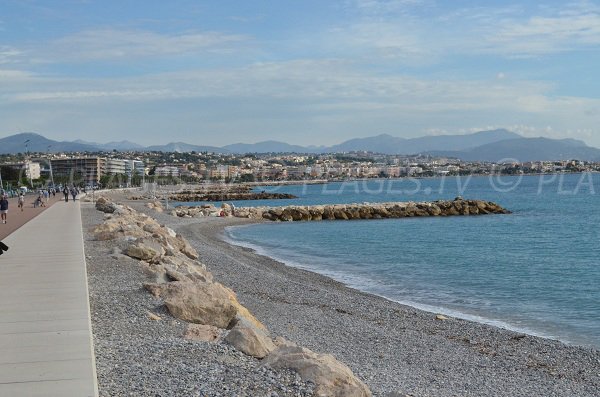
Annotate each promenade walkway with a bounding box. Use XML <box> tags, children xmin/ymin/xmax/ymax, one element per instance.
<box><xmin>0</xmin><ymin>200</ymin><xmax>98</xmax><ymax>396</ymax></box>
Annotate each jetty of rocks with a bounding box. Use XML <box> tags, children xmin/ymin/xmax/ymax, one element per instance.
<box><xmin>130</xmin><ymin>185</ymin><xmax>298</xmax><ymax>202</ymax></box>
<box><xmin>168</xmin><ymin>198</ymin><xmax>510</xmax><ymax>221</ymax></box>
<box><xmin>170</xmin><ymin>191</ymin><xmax>297</xmax><ymax>202</ymax></box>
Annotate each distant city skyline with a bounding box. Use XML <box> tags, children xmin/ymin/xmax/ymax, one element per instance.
<box><xmin>1</xmin><ymin>0</ymin><xmax>599</xmax><ymax>146</ymax></box>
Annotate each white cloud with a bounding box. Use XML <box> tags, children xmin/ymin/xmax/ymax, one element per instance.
<box><xmin>0</xmin><ymin>69</ymin><xmax>33</xmax><ymax>81</ymax></box>
<box><xmin>0</xmin><ymin>46</ymin><xmax>23</xmax><ymax>64</ymax></box>
<box><xmin>39</xmin><ymin>28</ymin><xmax>249</xmax><ymax>62</ymax></box>
<box><xmin>487</xmin><ymin>12</ymin><xmax>600</xmax><ymax>56</ymax></box>
<box><xmin>2</xmin><ymin>58</ymin><xmax>591</xmax><ymax>119</ymax></box>
<box><xmin>351</xmin><ymin>0</ymin><xmax>428</xmax><ymax>14</ymax></box>
<box><xmin>337</xmin><ymin>1</ymin><xmax>600</xmax><ymax>61</ymax></box>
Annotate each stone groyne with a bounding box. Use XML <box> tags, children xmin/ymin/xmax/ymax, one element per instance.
<box><xmin>170</xmin><ymin>192</ymin><xmax>297</xmax><ymax>202</ymax></box>
<box><xmin>167</xmin><ymin>198</ymin><xmax>510</xmax><ymax>220</ymax></box>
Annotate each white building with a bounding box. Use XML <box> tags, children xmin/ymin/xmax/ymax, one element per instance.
<box><xmin>105</xmin><ymin>159</ymin><xmax>127</xmax><ymax>175</ymax></box>
<box><xmin>124</xmin><ymin>160</ymin><xmax>145</xmax><ymax>176</ymax></box>
<box><xmin>3</xmin><ymin>161</ymin><xmax>41</xmax><ymax>180</ymax></box>
<box><xmin>155</xmin><ymin>166</ymin><xmax>179</xmax><ymax>177</ymax></box>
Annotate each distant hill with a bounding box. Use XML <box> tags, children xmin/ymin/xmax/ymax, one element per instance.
<box><xmin>428</xmin><ymin>137</ymin><xmax>600</xmax><ymax>162</ymax></box>
<box><xmin>145</xmin><ymin>142</ymin><xmax>228</xmax><ymax>153</ymax></box>
<box><xmin>223</xmin><ymin>129</ymin><xmax>521</xmax><ymax>154</ymax></box>
<box><xmin>326</xmin><ymin>129</ymin><xmax>521</xmax><ymax>154</ymax></box>
<box><xmin>0</xmin><ymin>132</ymin><xmax>98</xmax><ymax>154</ymax></box>
<box><xmin>327</xmin><ymin>134</ymin><xmax>406</xmax><ymax>154</ymax></box>
<box><xmin>2</xmin><ymin>130</ymin><xmax>600</xmax><ymax>161</ymax></box>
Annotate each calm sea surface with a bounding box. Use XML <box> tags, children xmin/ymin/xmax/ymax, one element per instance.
<box><xmin>190</xmin><ymin>174</ymin><xmax>600</xmax><ymax>347</ymax></box>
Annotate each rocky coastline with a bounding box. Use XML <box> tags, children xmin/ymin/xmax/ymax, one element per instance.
<box><xmin>85</xmin><ymin>196</ymin><xmax>370</xmax><ymax>396</ymax></box>
<box><xmin>83</xmin><ymin>192</ymin><xmax>600</xmax><ymax>396</ymax></box>
<box><xmin>129</xmin><ymin>184</ymin><xmax>298</xmax><ymax>202</ymax></box>
<box><xmin>168</xmin><ymin>198</ymin><xmax>510</xmax><ymax>221</ymax></box>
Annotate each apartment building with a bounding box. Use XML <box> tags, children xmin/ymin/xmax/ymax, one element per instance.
<box><xmin>2</xmin><ymin>161</ymin><xmax>41</xmax><ymax>180</ymax></box>
<box><xmin>50</xmin><ymin>157</ymin><xmax>105</xmax><ymax>184</ymax></box>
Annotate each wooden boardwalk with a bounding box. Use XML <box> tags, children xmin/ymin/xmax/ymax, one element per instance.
<box><xmin>0</xmin><ymin>201</ymin><xmax>98</xmax><ymax>396</ymax></box>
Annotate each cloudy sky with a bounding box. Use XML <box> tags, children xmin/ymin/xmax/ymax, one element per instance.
<box><xmin>1</xmin><ymin>0</ymin><xmax>600</xmax><ymax>147</ymax></box>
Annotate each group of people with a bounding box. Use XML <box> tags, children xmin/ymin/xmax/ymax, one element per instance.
<box><xmin>63</xmin><ymin>186</ymin><xmax>79</xmax><ymax>202</ymax></box>
<box><xmin>0</xmin><ymin>185</ymin><xmax>80</xmax><ymax>225</ymax></box>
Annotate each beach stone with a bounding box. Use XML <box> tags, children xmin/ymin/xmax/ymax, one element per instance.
<box><xmin>125</xmin><ymin>237</ymin><xmax>166</xmax><ymax>263</ymax></box>
<box><xmin>333</xmin><ymin>209</ymin><xmax>349</xmax><ymax>220</ymax></box>
<box><xmin>177</xmin><ymin>235</ymin><xmax>199</xmax><ymax>259</ymax></box>
<box><xmin>160</xmin><ymin>254</ymin><xmax>213</xmax><ymax>283</ymax></box>
<box><xmin>95</xmin><ymin>197</ymin><xmax>117</xmax><ymax>213</ymax></box>
<box><xmin>183</xmin><ymin>323</ymin><xmax>222</xmax><ymax>342</ymax></box>
<box><xmin>147</xmin><ymin>311</ymin><xmax>161</xmax><ymax>321</ymax></box>
<box><xmin>224</xmin><ymin>287</ymin><xmax>267</xmax><ymax>331</ymax></box>
<box><xmin>225</xmin><ymin>319</ymin><xmax>276</xmax><ymax>358</ymax></box>
<box><xmin>90</xmin><ymin>222</ymin><xmax>120</xmax><ymax>239</ymax></box>
<box><xmin>143</xmin><ymin>282</ymin><xmax>168</xmax><ymax>297</ymax></box>
<box><xmin>264</xmin><ymin>343</ymin><xmax>372</xmax><ymax>397</ymax></box>
<box><xmin>163</xmin><ymin>281</ymin><xmax>238</xmax><ymax>328</ymax></box>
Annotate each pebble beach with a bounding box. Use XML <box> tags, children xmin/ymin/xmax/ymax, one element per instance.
<box><xmin>82</xmin><ymin>194</ymin><xmax>600</xmax><ymax>397</ymax></box>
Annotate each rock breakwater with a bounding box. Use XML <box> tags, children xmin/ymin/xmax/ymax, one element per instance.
<box><xmin>170</xmin><ymin>198</ymin><xmax>510</xmax><ymax>221</ymax></box>
<box><xmin>170</xmin><ymin>191</ymin><xmax>297</xmax><ymax>202</ymax></box>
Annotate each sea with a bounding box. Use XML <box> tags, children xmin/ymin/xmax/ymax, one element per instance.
<box><xmin>183</xmin><ymin>173</ymin><xmax>600</xmax><ymax>348</ymax></box>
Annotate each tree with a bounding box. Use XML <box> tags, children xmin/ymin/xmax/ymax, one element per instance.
<box><xmin>239</xmin><ymin>173</ymin><xmax>255</xmax><ymax>183</ymax></box>
<box><xmin>0</xmin><ymin>166</ymin><xmax>21</xmax><ymax>183</ymax></box>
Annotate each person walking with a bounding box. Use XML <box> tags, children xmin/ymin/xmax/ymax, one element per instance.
<box><xmin>38</xmin><ymin>192</ymin><xmax>46</xmax><ymax>207</ymax></box>
<box><xmin>70</xmin><ymin>187</ymin><xmax>77</xmax><ymax>202</ymax></box>
<box><xmin>0</xmin><ymin>240</ymin><xmax>8</xmax><ymax>255</ymax></box>
<box><xmin>63</xmin><ymin>186</ymin><xmax>69</xmax><ymax>202</ymax></box>
<box><xmin>0</xmin><ymin>194</ymin><xmax>8</xmax><ymax>224</ymax></box>
<box><xmin>18</xmin><ymin>193</ymin><xmax>25</xmax><ymax>212</ymax></box>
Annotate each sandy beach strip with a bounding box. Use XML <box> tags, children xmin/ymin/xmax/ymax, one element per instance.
<box><xmin>86</xmin><ymin>195</ymin><xmax>600</xmax><ymax>396</ymax></box>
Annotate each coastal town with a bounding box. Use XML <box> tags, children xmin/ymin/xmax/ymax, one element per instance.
<box><xmin>1</xmin><ymin>149</ymin><xmax>598</xmax><ymax>190</ymax></box>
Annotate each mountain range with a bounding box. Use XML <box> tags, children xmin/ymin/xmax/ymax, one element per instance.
<box><xmin>1</xmin><ymin>130</ymin><xmax>600</xmax><ymax>162</ymax></box>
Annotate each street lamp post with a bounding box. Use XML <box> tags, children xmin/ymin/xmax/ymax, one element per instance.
<box><xmin>47</xmin><ymin>145</ymin><xmax>55</xmax><ymax>187</ymax></box>
<box><xmin>24</xmin><ymin>139</ymin><xmax>33</xmax><ymax>188</ymax></box>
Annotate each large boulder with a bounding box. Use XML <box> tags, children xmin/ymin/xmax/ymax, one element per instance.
<box><xmin>125</xmin><ymin>237</ymin><xmax>166</xmax><ymax>263</ymax></box>
<box><xmin>176</xmin><ymin>235</ymin><xmax>199</xmax><ymax>259</ymax></box>
<box><xmin>95</xmin><ymin>196</ymin><xmax>116</xmax><ymax>213</ymax></box>
<box><xmin>163</xmin><ymin>281</ymin><xmax>238</xmax><ymax>328</ymax></box>
<box><xmin>90</xmin><ymin>222</ymin><xmax>121</xmax><ymax>240</ymax></box>
<box><xmin>264</xmin><ymin>343</ymin><xmax>372</xmax><ymax>397</ymax></box>
<box><xmin>223</xmin><ymin>287</ymin><xmax>267</xmax><ymax>331</ymax></box>
<box><xmin>225</xmin><ymin>319</ymin><xmax>276</xmax><ymax>358</ymax></box>
<box><xmin>160</xmin><ymin>254</ymin><xmax>213</xmax><ymax>283</ymax></box>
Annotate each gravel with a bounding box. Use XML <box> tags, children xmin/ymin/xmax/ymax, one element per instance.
<box><xmin>82</xmin><ymin>204</ymin><xmax>314</xmax><ymax>397</ymax></box>
<box><xmin>85</xmin><ymin>194</ymin><xmax>600</xmax><ymax>397</ymax></box>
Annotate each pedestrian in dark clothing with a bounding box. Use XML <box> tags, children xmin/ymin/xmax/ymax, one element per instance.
<box><xmin>63</xmin><ymin>187</ymin><xmax>69</xmax><ymax>202</ymax></box>
<box><xmin>71</xmin><ymin>187</ymin><xmax>77</xmax><ymax>201</ymax></box>
<box><xmin>0</xmin><ymin>195</ymin><xmax>8</xmax><ymax>224</ymax></box>
<box><xmin>0</xmin><ymin>241</ymin><xmax>8</xmax><ymax>255</ymax></box>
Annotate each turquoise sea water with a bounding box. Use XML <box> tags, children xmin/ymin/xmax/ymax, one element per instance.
<box><xmin>199</xmin><ymin>174</ymin><xmax>600</xmax><ymax>347</ymax></box>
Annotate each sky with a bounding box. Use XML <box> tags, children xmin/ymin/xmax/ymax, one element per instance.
<box><xmin>1</xmin><ymin>0</ymin><xmax>600</xmax><ymax>147</ymax></box>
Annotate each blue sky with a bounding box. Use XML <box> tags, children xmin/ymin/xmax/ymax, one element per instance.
<box><xmin>1</xmin><ymin>0</ymin><xmax>600</xmax><ymax>147</ymax></box>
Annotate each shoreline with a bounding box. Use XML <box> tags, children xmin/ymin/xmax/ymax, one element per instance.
<box><xmin>221</xmin><ymin>223</ymin><xmax>576</xmax><ymax>347</ymax></box>
<box><xmin>88</xmin><ymin>193</ymin><xmax>600</xmax><ymax>396</ymax></box>
<box><xmin>168</xmin><ymin>214</ymin><xmax>599</xmax><ymax>396</ymax></box>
